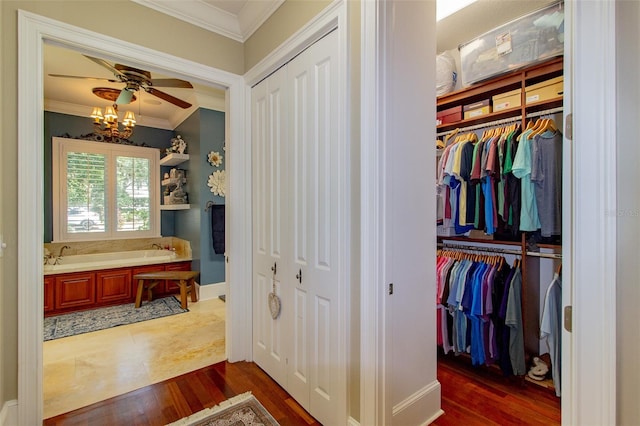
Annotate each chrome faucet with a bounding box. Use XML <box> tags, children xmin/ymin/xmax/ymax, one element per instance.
<box><xmin>58</xmin><ymin>245</ymin><xmax>70</xmax><ymax>257</ymax></box>
<box><xmin>152</xmin><ymin>243</ymin><xmax>163</xmax><ymax>250</ymax></box>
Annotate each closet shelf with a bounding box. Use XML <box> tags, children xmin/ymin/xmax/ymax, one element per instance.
<box><xmin>437</xmin><ymin>107</ymin><xmax>522</xmax><ymax>133</ymax></box>
<box><xmin>438</xmin><ymin>236</ymin><xmax>522</xmax><ymax>247</ymax></box>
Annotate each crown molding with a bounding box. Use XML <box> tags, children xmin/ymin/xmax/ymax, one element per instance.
<box><xmin>131</xmin><ymin>0</ymin><xmax>284</xmax><ymax>42</ymax></box>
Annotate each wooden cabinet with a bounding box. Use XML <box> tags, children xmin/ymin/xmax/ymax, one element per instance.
<box><xmin>45</xmin><ymin>261</ymin><xmax>192</xmax><ymax>316</ymax></box>
<box><xmin>54</xmin><ymin>272</ymin><xmax>95</xmax><ymax>311</ymax></box>
<box><xmin>164</xmin><ymin>261</ymin><xmax>191</xmax><ymax>292</ymax></box>
<box><xmin>44</xmin><ymin>276</ymin><xmax>54</xmax><ymax>313</ymax></box>
<box><xmin>96</xmin><ymin>269</ymin><xmax>132</xmax><ymax>304</ymax></box>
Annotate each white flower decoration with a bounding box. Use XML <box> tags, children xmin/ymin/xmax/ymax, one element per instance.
<box><xmin>208</xmin><ymin>151</ymin><xmax>223</xmax><ymax>167</ymax></box>
<box><xmin>207</xmin><ymin>170</ymin><xmax>226</xmax><ymax>197</ymax></box>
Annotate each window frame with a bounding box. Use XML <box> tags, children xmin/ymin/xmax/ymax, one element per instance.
<box><xmin>52</xmin><ymin>136</ymin><xmax>161</xmax><ymax>242</ymax></box>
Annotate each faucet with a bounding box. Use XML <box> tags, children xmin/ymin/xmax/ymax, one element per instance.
<box><xmin>152</xmin><ymin>243</ymin><xmax>163</xmax><ymax>250</ymax></box>
<box><xmin>58</xmin><ymin>245</ymin><xmax>70</xmax><ymax>257</ymax></box>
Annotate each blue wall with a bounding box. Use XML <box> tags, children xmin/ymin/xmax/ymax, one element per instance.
<box><xmin>44</xmin><ymin>109</ymin><xmax>226</xmax><ymax>285</ymax></box>
<box><xmin>174</xmin><ymin>109</ymin><xmax>226</xmax><ymax>285</ymax></box>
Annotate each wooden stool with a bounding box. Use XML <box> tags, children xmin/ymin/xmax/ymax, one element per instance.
<box><xmin>133</xmin><ymin>270</ymin><xmax>199</xmax><ymax>309</ymax></box>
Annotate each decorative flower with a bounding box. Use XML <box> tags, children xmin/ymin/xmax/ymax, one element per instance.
<box><xmin>207</xmin><ymin>170</ymin><xmax>226</xmax><ymax>197</ymax></box>
<box><xmin>208</xmin><ymin>151</ymin><xmax>223</xmax><ymax>167</ymax></box>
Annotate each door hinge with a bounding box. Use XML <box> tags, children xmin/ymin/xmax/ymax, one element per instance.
<box><xmin>564</xmin><ymin>305</ymin><xmax>573</xmax><ymax>332</ymax></box>
<box><xmin>388</xmin><ymin>283</ymin><xmax>394</xmax><ymax>295</ymax></box>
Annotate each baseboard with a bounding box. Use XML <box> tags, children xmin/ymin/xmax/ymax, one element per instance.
<box><xmin>392</xmin><ymin>380</ymin><xmax>442</xmax><ymax>425</ymax></box>
<box><xmin>347</xmin><ymin>416</ymin><xmax>360</xmax><ymax>426</ymax></box>
<box><xmin>198</xmin><ymin>282</ymin><xmax>226</xmax><ymax>301</ymax></box>
<box><xmin>0</xmin><ymin>400</ymin><xmax>17</xmax><ymax>426</ymax></box>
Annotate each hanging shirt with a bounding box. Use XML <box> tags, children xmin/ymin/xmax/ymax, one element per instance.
<box><xmin>531</xmin><ymin>130</ymin><xmax>563</xmax><ymax>237</ymax></box>
<box><xmin>512</xmin><ymin>130</ymin><xmax>541</xmax><ymax>232</ymax></box>
<box><xmin>541</xmin><ymin>272</ymin><xmax>562</xmax><ymax>397</ymax></box>
<box><xmin>505</xmin><ymin>267</ymin><xmax>526</xmax><ymax>375</ymax></box>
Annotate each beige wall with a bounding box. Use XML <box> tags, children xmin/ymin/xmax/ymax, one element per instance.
<box><xmin>244</xmin><ymin>0</ymin><xmax>331</xmax><ymax>71</ymax></box>
<box><xmin>1</xmin><ymin>0</ymin><xmax>245</xmax><ymax>404</ymax></box>
<box><xmin>615</xmin><ymin>2</ymin><xmax>640</xmax><ymax>424</ymax></box>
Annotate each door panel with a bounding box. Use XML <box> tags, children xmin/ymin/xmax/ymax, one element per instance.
<box><xmin>252</xmin><ymin>65</ymin><xmax>288</xmax><ymax>387</ymax></box>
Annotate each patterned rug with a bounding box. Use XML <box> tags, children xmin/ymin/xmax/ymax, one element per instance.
<box><xmin>167</xmin><ymin>392</ymin><xmax>279</xmax><ymax>426</ymax></box>
<box><xmin>44</xmin><ymin>296</ymin><xmax>188</xmax><ymax>341</ymax></box>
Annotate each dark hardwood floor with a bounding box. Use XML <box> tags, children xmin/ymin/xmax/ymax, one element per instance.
<box><xmin>44</xmin><ymin>356</ymin><xmax>560</xmax><ymax>425</ymax></box>
<box><xmin>43</xmin><ymin>361</ymin><xmax>320</xmax><ymax>426</ymax></box>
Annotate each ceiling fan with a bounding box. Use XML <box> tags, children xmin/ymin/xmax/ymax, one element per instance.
<box><xmin>49</xmin><ymin>55</ymin><xmax>194</xmax><ymax>109</ymax></box>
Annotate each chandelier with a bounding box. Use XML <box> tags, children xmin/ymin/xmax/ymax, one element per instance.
<box><xmin>90</xmin><ymin>103</ymin><xmax>136</xmax><ymax>140</ymax></box>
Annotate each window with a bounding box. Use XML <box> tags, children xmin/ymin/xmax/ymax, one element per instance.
<box><xmin>52</xmin><ymin>137</ymin><xmax>160</xmax><ymax>242</ymax></box>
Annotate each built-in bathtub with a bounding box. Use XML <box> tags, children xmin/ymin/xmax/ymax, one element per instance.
<box><xmin>44</xmin><ymin>249</ymin><xmax>179</xmax><ymax>274</ymax></box>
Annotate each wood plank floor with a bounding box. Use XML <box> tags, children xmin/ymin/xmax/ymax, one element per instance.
<box><xmin>44</xmin><ymin>356</ymin><xmax>560</xmax><ymax>425</ymax></box>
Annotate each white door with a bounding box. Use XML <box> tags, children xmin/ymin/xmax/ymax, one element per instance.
<box><xmin>285</xmin><ymin>29</ymin><xmax>340</xmax><ymax>426</ymax></box>
<box><xmin>251</xmin><ymin>29</ymin><xmax>341</xmax><ymax>426</ymax></box>
<box><xmin>252</xmin><ymin>65</ymin><xmax>289</xmax><ymax>387</ymax></box>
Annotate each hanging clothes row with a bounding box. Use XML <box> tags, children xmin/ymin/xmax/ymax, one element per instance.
<box><xmin>436</xmin><ymin>116</ymin><xmax>563</xmax><ymax>239</ymax></box>
<box><xmin>436</xmin><ymin>249</ymin><xmax>526</xmax><ymax>376</ymax></box>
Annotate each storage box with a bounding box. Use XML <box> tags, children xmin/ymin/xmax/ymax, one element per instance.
<box><xmin>463</xmin><ymin>99</ymin><xmax>492</xmax><ymax>119</ymax></box>
<box><xmin>525</xmin><ymin>76</ymin><xmax>564</xmax><ymax>104</ymax></box>
<box><xmin>459</xmin><ymin>1</ymin><xmax>564</xmax><ymax>86</ymax></box>
<box><xmin>492</xmin><ymin>88</ymin><xmax>522</xmax><ymax>111</ymax></box>
<box><xmin>436</xmin><ymin>105</ymin><xmax>462</xmax><ymax>125</ymax></box>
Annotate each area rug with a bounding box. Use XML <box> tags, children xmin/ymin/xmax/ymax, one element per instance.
<box><xmin>167</xmin><ymin>392</ymin><xmax>280</xmax><ymax>426</ymax></box>
<box><xmin>44</xmin><ymin>296</ymin><xmax>188</xmax><ymax>341</ymax></box>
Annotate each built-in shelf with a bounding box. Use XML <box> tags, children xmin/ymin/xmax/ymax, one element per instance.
<box><xmin>160</xmin><ymin>153</ymin><xmax>189</xmax><ymax>166</ymax></box>
<box><xmin>160</xmin><ymin>204</ymin><xmax>190</xmax><ymax>210</ymax></box>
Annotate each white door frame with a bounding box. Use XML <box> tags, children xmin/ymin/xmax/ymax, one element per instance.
<box><xmin>17</xmin><ymin>10</ymin><xmax>252</xmax><ymax>425</ymax></box>
<box><xmin>359</xmin><ymin>1</ymin><xmax>617</xmax><ymax>425</ymax></box>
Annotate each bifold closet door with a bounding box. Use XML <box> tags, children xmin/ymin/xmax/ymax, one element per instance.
<box><xmin>251</xmin><ymin>29</ymin><xmax>340</xmax><ymax>426</ymax></box>
<box><xmin>251</xmin><ymin>65</ymin><xmax>289</xmax><ymax>387</ymax></box>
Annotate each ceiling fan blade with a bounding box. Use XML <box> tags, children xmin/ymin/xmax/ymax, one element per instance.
<box><xmin>116</xmin><ymin>89</ymin><xmax>134</xmax><ymax>105</ymax></box>
<box><xmin>149</xmin><ymin>78</ymin><xmax>193</xmax><ymax>88</ymax></box>
<box><xmin>83</xmin><ymin>55</ymin><xmax>127</xmax><ymax>78</ymax></box>
<box><xmin>48</xmin><ymin>73</ymin><xmax>118</xmax><ymax>83</ymax></box>
<box><xmin>145</xmin><ymin>87</ymin><xmax>192</xmax><ymax>109</ymax></box>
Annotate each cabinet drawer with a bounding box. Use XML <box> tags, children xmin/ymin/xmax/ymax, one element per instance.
<box><xmin>55</xmin><ymin>272</ymin><xmax>95</xmax><ymax>310</ymax></box>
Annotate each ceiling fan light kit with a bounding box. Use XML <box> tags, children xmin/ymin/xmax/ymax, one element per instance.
<box><xmin>91</xmin><ymin>103</ymin><xmax>135</xmax><ymax>140</ymax></box>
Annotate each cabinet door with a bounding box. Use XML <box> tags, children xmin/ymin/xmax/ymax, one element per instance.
<box><xmin>44</xmin><ymin>276</ymin><xmax>54</xmax><ymax>314</ymax></box>
<box><xmin>133</xmin><ymin>264</ymin><xmax>167</xmax><ymax>296</ymax></box>
<box><xmin>55</xmin><ymin>272</ymin><xmax>95</xmax><ymax>310</ymax></box>
<box><xmin>164</xmin><ymin>261</ymin><xmax>192</xmax><ymax>293</ymax></box>
<box><xmin>96</xmin><ymin>268</ymin><xmax>132</xmax><ymax>305</ymax></box>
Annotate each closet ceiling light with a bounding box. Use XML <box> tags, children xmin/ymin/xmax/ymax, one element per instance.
<box><xmin>436</xmin><ymin>0</ymin><xmax>478</xmax><ymax>21</ymax></box>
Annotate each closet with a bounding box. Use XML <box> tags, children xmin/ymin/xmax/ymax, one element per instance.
<box><xmin>435</xmin><ymin>56</ymin><xmax>564</xmax><ymax>396</ymax></box>
<box><xmin>251</xmin><ymin>29</ymin><xmax>344</xmax><ymax>426</ymax></box>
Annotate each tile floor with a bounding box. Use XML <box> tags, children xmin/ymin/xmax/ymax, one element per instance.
<box><xmin>43</xmin><ymin>297</ymin><xmax>226</xmax><ymax>419</ymax></box>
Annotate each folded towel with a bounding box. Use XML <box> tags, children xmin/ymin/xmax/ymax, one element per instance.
<box><xmin>210</xmin><ymin>204</ymin><xmax>225</xmax><ymax>254</ymax></box>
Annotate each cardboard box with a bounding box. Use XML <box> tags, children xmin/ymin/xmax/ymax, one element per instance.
<box><xmin>525</xmin><ymin>76</ymin><xmax>564</xmax><ymax>104</ymax></box>
<box><xmin>492</xmin><ymin>88</ymin><xmax>522</xmax><ymax>111</ymax></box>
<box><xmin>437</xmin><ymin>105</ymin><xmax>462</xmax><ymax>125</ymax></box>
<box><xmin>463</xmin><ymin>99</ymin><xmax>492</xmax><ymax>119</ymax></box>
<box><xmin>459</xmin><ymin>1</ymin><xmax>564</xmax><ymax>86</ymax></box>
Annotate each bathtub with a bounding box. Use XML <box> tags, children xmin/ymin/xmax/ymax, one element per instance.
<box><xmin>44</xmin><ymin>249</ymin><xmax>178</xmax><ymax>274</ymax></box>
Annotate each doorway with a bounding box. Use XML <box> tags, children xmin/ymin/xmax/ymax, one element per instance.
<box><xmin>17</xmin><ymin>10</ymin><xmax>251</xmax><ymax>425</ymax></box>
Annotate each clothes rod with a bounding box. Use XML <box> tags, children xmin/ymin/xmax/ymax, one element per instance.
<box><xmin>526</xmin><ymin>106</ymin><xmax>564</xmax><ymax>119</ymax></box>
<box><xmin>436</xmin><ymin>115</ymin><xmax>522</xmax><ymax>137</ymax></box>
<box><xmin>526</xmin><ymin>251</ymin><xmax>563</xmax><ymax>260</ymax></box>
<box><xmin>438</xmin><ymin>242</ymin><xmax>522</xmax><ymax>257</ymax></box>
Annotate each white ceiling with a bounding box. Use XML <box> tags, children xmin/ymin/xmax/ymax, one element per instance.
<box><xmin>44</xmin><ymin>0</ymin><xmax>554</xmax><ymax>129</ymax></box>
